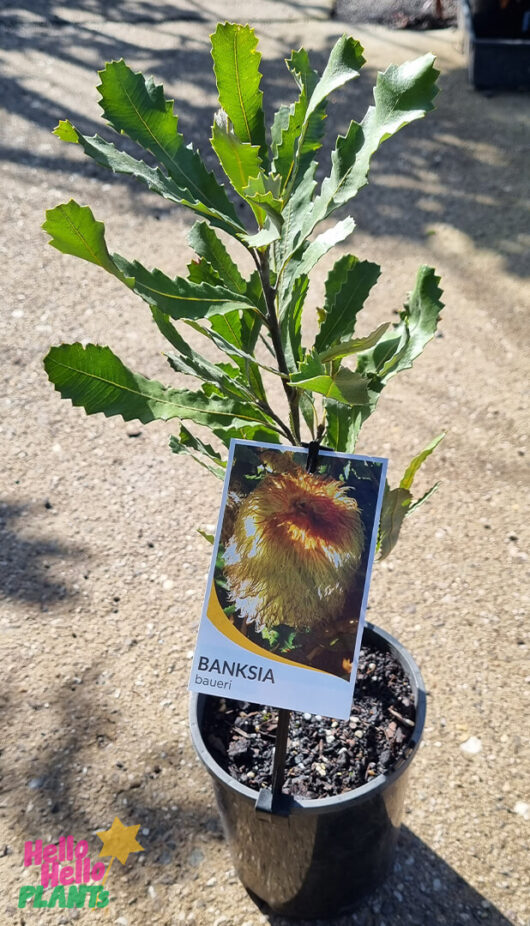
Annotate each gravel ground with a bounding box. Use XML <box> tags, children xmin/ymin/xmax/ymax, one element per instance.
<box><xmin>1</xmin><ymin>2</ymin><xmax>529</xmax><ymax>925</ymax></box>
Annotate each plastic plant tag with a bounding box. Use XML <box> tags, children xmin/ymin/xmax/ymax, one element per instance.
<box><xmin>189</xmin><ymin>439</ymin><xmax>387</xmax><ymax>719</ymax></box>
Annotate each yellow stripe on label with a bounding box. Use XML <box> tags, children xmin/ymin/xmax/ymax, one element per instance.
<box><xmin>206</xmin><ymin>586</ymin><xmax>330</xmax><ymax>675</ymax></box>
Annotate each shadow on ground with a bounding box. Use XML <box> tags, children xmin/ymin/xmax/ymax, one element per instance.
<box><xmin>264</xmin><ymin>825</ymin><xmax>515</xmax><ymax>925</ymax></box>
<box><xmin>3</xmin><ymin>659</ymin><xmax>223</xmax><ymax>915</ymax></box>
<box><xmin>1</xmin><ymin>0</ymin><xmax>528</xmax><ymax>279</ymax></box>
<box><xmin>0</xmin><ymin>500</ymin><xmax>82</xmax><ymax>606</ymax></box>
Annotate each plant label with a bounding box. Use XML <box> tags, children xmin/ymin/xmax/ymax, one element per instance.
<box><xmin>189</xmin><ymin>439</ymin><xmax>387</xmax><ymax>719</ymax></box>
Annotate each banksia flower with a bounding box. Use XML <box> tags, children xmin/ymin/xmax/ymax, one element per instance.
<box><xmin>223</xmin><ymin>461</ymin><xmax>365</xmax><ymax>632</ymax></box>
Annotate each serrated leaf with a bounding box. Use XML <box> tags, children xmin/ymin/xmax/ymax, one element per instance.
<box><xmin>169</xmin><ymin>425</ymin><xmax>226</xmax><ymax>479</ymax></box>
<box><xmin>210</xmin><ymin>23</ymin><xmax>267</xmax><ymax>164</ymax></box>
<box><xmin>281</xmin><ymin>38</ymin><xmax>364</xmax><ymax>195</ymax></box>
<box><xmin>290</xmin><ymin>351</ymin><xmax>370</xmax><ymax>406</ymax></box>
<box><xmin>305</xmin><ymin>35</ymin><xmax>365</xmax><ymax>120</ymax></box>
<box><xmin>281</xmin><ymin>49</ymin><xmax>326</xmax><ymax>193</ymax></box>
<box><xmin>280</xmin><ymin>274</ymin><xmax>308</xmax><ymax>371</ymax></box>
<box><xmin>314</xmin><ymin>256</ymin><xmax>381</xmax><ymax>352</ymax></box>
<box><xmin>273</xmin><ymin>161</ymin><xmax>318</xmax><ymax>274</ymax></box>
<box><xmin>406</xmin><ymin>481</ymin><xmax>440</xmax><ymax>515</ymax></box>
<box><xmin>185</xmin><ymin>320</ymin><xmax>283</xmax><ymax>379</ymax></box>
<box><xmin>242</xmin><ymin>222</ymin><xmax>280</xmax><ymax>248</ymax></box>
<box><xmin>52</xmin><ymin>121</ymin><xmax>243</xmax><ymax>237</ymax></box>
<box><xmin>243</xmin><ymin>174</ymin><xmax>284</xmax><ymax>227</ymax></box>
<box><xmin>279</xmin><ymin>216</ymin><xmax>355</xmax><ymax>304</ymax></box>
<box><xmin>197</xmin><ymin>529</ymin><xmax>215</xmax><ymax>544</ymax></box>
<box><xmin>188</xmin><ymin>222</ymin><xmax>246</xmax><ymax>293</ymax></box>
<box><xmin>211</xmin><ymin>117</ymin><xmax>263</xmax><ymax>210</ymax></box>
<box><xmin>378</xmin><ymin>485</ymin><xmax>412</xmax><ymax>560</ymax></box>
<box><xmin>400</xmin><ymin>432</ymin><xmax>445</xmax><ymax>490</ymax></box>
<box><xmin>299</xmin><ymin>391</ymin><xmax>317</xmax><ymax>436</ymax></box>
<box><xmin>323</xmin><ymin>399</ymin><xmax>360</xmax><ymax>453</ymax></box>
<box><xmin>318</xmin><ymin>322</ymin><xmax>389</xmax><ymax>362</ymax></box>
<box><xmin>187</xmin><ymin>257</ymin><xmax>222</xmax><ymax>286</ymax></box>
<box><xmin>44</xmin><ymin>343</ymin><xmax>276</xmax><ymax>430</ymax></box>
<box><xmin>309</xmin><ymin>53</ymin><xmax>439</xmax><ymax>230</ymax></box>
<box><xmin>96</xmin><ymin>61</ymin><xmax>242</xmax><ymax>234</ymax></box>
<box><xmin>210</xmin><ymin>422</ymin><xmax>282</xmax><ymax>448</ymax></box>
<box><xmin>54</xmin><ymin>119</ymin><xmax>78</xmax><ymax>142</ymax></box>
<box><xmin>152</xmin><ymin>307</ymin><xmax>250</xmax><ymax>401</ymax></box>
<box><xmin>112</xmin><ymin>253</ymin><xmax>259</xmax><ymax>321</ymax></box>
<box><xmin>357</xmin><ymin>266</ymin><xmax>443</xmax><ymax>383</ymax></box>
<box><xmin>42</xmin><ymin>201</ymin><xmax>133</xmax><ymax>287</ymax></box>
<box><xmin>323</xmin><ymin>381</ymin><xmax>381</xmax><ymax>453</ymax></box>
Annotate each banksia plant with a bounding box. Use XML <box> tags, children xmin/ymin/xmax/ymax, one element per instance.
<box><xmin>43</xmin><ymin>23</ymin><xmax>445</xmax><ymax>558</ymax></box>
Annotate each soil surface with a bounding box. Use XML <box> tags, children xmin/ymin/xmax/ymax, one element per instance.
<box><xmin>1</xmin><ymin>2</ymin><xmax>529</xmax><ymax>926</ymax></box>
<box><xmin>203</xmin><ymin>644</ymin><xmax>415</xmax><ymax>799</ymax></box>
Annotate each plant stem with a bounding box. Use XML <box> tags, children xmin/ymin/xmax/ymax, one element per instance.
<box><xmin>254</xmin><ymin>249</ymin><xmax>302</xmax><ymax>444</ymax></box>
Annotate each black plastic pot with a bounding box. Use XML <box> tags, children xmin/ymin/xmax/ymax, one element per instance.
<box><xmin>459</xmin><ymin>0</ymin><xmax>530</xmax><ymax>88</ymax></box>
<box><xmin>189</xmin><ymin>623</ymin><xmax>426</xmax><ymax>920</ymax></box>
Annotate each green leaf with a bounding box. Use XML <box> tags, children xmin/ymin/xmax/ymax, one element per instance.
<box><xmin>44</xmin><ymin>343</ymin><xmax>275</xmax><ymax>429</ymax></box>
<box><xmin>211</xmin><ymin>116</ymin><xmax>263</xmax><ymax>214</ymax></box>
<box><xmin>96</xmin><ymin>61</ymin><xmax>242</xmax><ymax>235</ymax></box>
<box><xmin>185</xmin><ymin>320</ymin><xmax>282</xmax><ymax>379</ymax></box>
<box><xmin>400</xmin><ymin>432</ymin><xmax>445</xmax><ymax>491</ymax></box>
<box><xmin>280</xmin><ymin>274</ymin><xmax>308</xmax><ymax>371</ymax></box>
<box><xmin>314</xmin><ymin>256</ymin><xmax>381</xmax><ymax>352</ymax></box>
<box><xmin>197</xmin><ymin>529</ymin><xmax>215</xmax><ymax>544</ymax></box>
<box><xmin>290</xmin><ymin>351</ymin><xmax>370</xmax><ymax>406</ymax></box>
<box><xmin>357</xmin><ymin>266</ymin><xmax>443</xmax><ymax>383</ymax></box>
<box><xmin>111</xmin><ymin>254</ymin><xmax>259</xmax><ymax>321</ymax></box>
<box><xmin>407</xmin><ymin>481</ymin><xmax>440</xmax><ymax>515</ymax></box>
<box><xmin>305</xmin><ymin>35</ymin><xmax>365</xmax><ymax>120</ymax></box>
<box><xmin>318</xmin><ymin>322</ymin><xmax>390</xmax><ymax>362</ymax></box>
<box><xmin>210</xmin><ymin>422</ymin><xmax>282</xmax><ymax>448</ymax></box>
<box><xmin>53</xmin><ymin>121</ymin><xmax>243</xmax><ymax>238</ymax></box>
<box><xmin>242</xmin><ymin>221</ymin><xmax>280</xmax><ymax>248</ymax></box>
<box><xmin>151</xmin><ymin>308</ymin><xmax>249</xmax><ymax>400</ymax></box>
<box><xmin>278</xmin><ymin>216</ymin><xmax>355</xmax><ymax>303</ymax></box>
<box><xmin>169</xmin><ymin>425</ymin><xmax>226</xmax><ymax>479</ymax></box>
<box><xmin>378</xmin><ymin>485</ymin><xmax>412</xmax><ymax>560</ymax></box>
<box><xmin>187</xmin><ymin>257</ymin><xmax>222</xmax><ymax>286</ymax></box>
<box><xmin>243</xmin><ymin>173</ymin><xmax>284</xmax><ymax>227</ymax></box>
<box><xmin>299</xmin><ymin>391</ymin><xmax>317</xmax><ymax>437</ymax></box>
<box><xmin>42</xmin><ymin>201</ymin><xmax>133</xmax><ymax>287</ymax></box>
<box><xmin>309</xmin><ymin>53</ymin><xmax>439</xmax><ymax>229</ymax></box>
<box><xmin>188</xmin><ymin>222</ymin><xmax>246</xmax><ymax>293</ymax></box>
<box><xmin>281</xmin><ymin>38</ymin><xmax>364</xmax><ymax>195</ymax></box>
<box><xmin>273</xmin><ymin>161</ymin><xmax>318</xmax><ymax>274</ymax></box>
<box><xmin>210</xmin><ymin>23</ymin><xmax>267</xmax><ymax>165</ymax></box>
<box><xmin>379</xmin><ymin>433</ymin><xmax>444</xmax><ymax>557</ymax></box>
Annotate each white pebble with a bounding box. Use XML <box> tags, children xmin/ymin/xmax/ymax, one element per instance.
<box><xmin>162</xmin><ymin>578</ymin><xmax>174</xmax><ymax>590</ymax></box>
<box><xmin>460</xmin><ymin>736</ymin><xmax>482</xmax><ymax>757</ymax></box>
<box><xmin>148</xmin><ymin>884</ymin><xmax>157</xmax><ymax>900</ymax></box>
<box><xmin>514</xmin><ymin>801</ymin><xmax>529</xmax><ymax>820</ymax></box>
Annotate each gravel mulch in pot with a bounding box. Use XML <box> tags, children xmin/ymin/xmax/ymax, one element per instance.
<box><xmin>202</xmin><ymin>643</ymin><xmax>416</xmax><ymax>800</ymax></box>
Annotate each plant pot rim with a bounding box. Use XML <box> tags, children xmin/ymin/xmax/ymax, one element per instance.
<box><xmin>189</xmin><ymin>621</ymin><xmax>426</xmax><ymax>815</ymax></box>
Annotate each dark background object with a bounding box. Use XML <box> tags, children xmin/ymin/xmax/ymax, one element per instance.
<box><xmin>460</xmin><ymin>0</ymin><xmax>530</xmax><ymax>87</ymax></box>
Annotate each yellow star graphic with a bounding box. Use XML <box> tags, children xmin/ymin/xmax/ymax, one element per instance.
<box><xmin>96</xmin><ymin>817</ymin><xmax>144</xmax><ymax>866</ymax></box>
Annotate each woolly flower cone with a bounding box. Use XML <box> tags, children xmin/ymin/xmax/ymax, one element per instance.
<box><xmin>223</xmin><ymin>463</ymin><xmax>365</xmax><ymax>632</ymax></box>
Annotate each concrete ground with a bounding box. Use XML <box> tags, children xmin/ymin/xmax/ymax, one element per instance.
<box><xmin>0</xmin><ymin>1</ymin><xmax>529</xmax><ymax>925</ymax></box>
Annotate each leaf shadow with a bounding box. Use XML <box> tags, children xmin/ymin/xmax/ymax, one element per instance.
<box><xmin>1</xmin><ymin>0</ymin><xmax>528</xmax><ymax>279</ymax></box>
<box><xmin>0</xmin><ymin>500</ymin><xmax>83</xmax><ymax>606</ymax></box>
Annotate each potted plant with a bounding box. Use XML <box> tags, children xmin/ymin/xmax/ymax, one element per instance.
<box><xmin>43</xmin><ymin>23</ymin><xmax>444</xmax><ymax>919</ymax></box>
